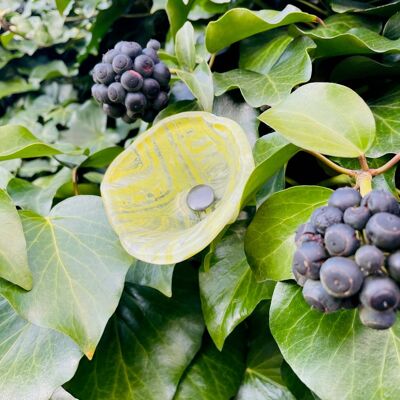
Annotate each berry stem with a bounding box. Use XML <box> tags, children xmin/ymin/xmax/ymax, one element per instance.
<box><xmin>208</xmin><ymin>53</ymin><xmax>216</xmax><ymax>69</ymax></box>
<box><xmin>358</xmin><ymin>154</ymin><xmax>369</xmax><ymax>171</ymax></box>
<box><xmin>370</xmin><ymin>153</ymin><xmax>400</xmax><ymax>176</ymax></box>
<box><xmin>305</xmin><ymin>150</ymin><xmax>357</xmax><ymax>177</ymax></box>
<box><xmin>356</xmin><ymin>171</ymin><xmax>372</xmax><ymax>197</ymax></box>
<box><xmin>72</xmin><ymin>167</ymin><xmax>79</xmax><ymax>196</ymax></box>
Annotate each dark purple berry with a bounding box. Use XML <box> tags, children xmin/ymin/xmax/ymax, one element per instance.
<box><xmin>328</xmin><ymin>187</ymin><xmax>361</xmax><ymax>211</ymax></box>
<box><xmin>153</xmin><ymin>91</ymin><xmax>169</xmax><ymax>111</ymax></box>
<box><xmin>142</xmin><ymin>109</ymin><xmax>158</xmax><ymax>123</ymax></box>
<box><xmin>120</xmin><ymin>41</ymin><xmax>142</xmax><ymax>59</ymax></box>
<box><xmin>302</xmin><ymin>279</ymin><xmax>342</xmax><ymax>313</ymax></box>
<box><xmin>125</xmin><ymin>92</ymin><xmax>147</xmax><ymax>113</ymax></box>
<box><xmin>147</xmin><ymin>39</ymin><xmax>161</xmax><ymax>50</ymax></box>
<box><xmin>114</xmin><ymin>41</ymin><xmax>128</xmax><ymax>51</ymax></box>
<box><xmin>91</xmin><ymin>84</ymin><xmax>110</xmax><ymax>104</ymax></box>
<box><xmin>142</xmin><ymin>78</ymin><xmax>160</xmax><ymax>99</ymax></box>
<box><xmin>112</xmin><ymin>54</ymin><xmax>133</xmax><ymax>74</ymax></box>
<box><xmin>103</xmin><ymin>103</ymin><xmax>125</xmax><ymax>118</ymax></box>
<box><xmin>361</xmin><ymin>189</ymin><xmax>399</xmax><ymax>215</ymax></box>
<box><xmin>142</xmin><ymin>47</ymin><xmax>160</xmax><ymax>64</ymax></box>
<box><xmin>152</xmin><ymin>62</ymin><xmax>171</xmax><ymax>87</ymax></box>
<box><xmin>388</xmin><ymin>251</ymin><xmax>400</xmax><ymax>282</ymax></box>
<box><xmin>365</xmin><ymin>212</ymin><xmax>400</xmax><ymax>251</ymax></box>
<box><xmin>360</xmin><ymin>276</ymin><xmax>400</xmax><ymax>311</ymax></box>
<box><xmin>292</xmin><ymin>241</ymin><xmax>327</xmax><ymax>279</ymax></box>
<box><xmin>121</xmin><ymin>70</ymin><xmax>143</xmax><ymax>92</ymax></box>
<box><xmin>324</xmin><ymin>223</ymin><xmax>360</xmax><ymax>256</ymax></box>
<box><xmin>107</xmin><ymin>82</ymin><xmax>126</xmax><ymax>104</ymax></box>
<box><xmin>134</xmin><ymin>55</ymin><xmax>154</xmax><ymax>78</ymax></box>
<box><xmin>102</xmin><ymin>49</ymin><xmax>120</xmax><ymax>64</ymax></box>
<box><xmin>295</xmin><ymin>222</ymin><xmax>322</xmax><ymax>246</ymax></box>
<box><xmin>343</xmin><ymin>206</ymin><xmax>371</xmax><ymax>230</ymax></box>
<box><xmin>93</xmin><ymin>63</ymin><xmax>115</xmax><ymax>85</ymax></box>
<box><xmin>359</xmin><ymin>306</ymin><xmax>396</xmax><ymax>329</ymax></box>
<box><xmin>311</xmin><ymin>206</ymin><xmax>343</xmax><ymax>234</ymax></box>
<box><xmin>355</xmin><ymin>245</ymin><xmax>384</xmax><ymax>276</ymax></box>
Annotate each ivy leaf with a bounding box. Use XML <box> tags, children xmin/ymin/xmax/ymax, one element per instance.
<box><xmin>125</xmin><ymin>260</ymin><xmax>175</xmax><ymax>297</ymax></box>
<box><xmin>330</xmin><ymin>0</ymin><xmax>400</xmax><ymax>16</ymax></box>
<box><xmin>166</xmin><ymin>0</ymin><xmax>192</xmax><ymax>37</ymax></box>
<box><xmin>237</xmin><ymin>303</ymin><xmax>295</xmax><ymax>400</ymax></box>
<box><xmin>175</xmin><ymin>21</ymin><xmax>196</xmax><ymax>71</ymax></box>
<box><xmin>79</xmin><ymin>146</ymin><xmax>123</xmax><ymax>169</ymax></box>
<box><xmin>174</xmin><ymin>331</ymin><xmax>246</xmax><ymax>399</ymax></box>
<box><xmin>245</xmin><ymin>186</ymin><xmax>332</xmax><ymax>281</ymax></box>
<box><xmin>0</xmin><ymin>196</ymin><xmax>133</xmax><ymax>358</ymax></box>
<box><xmin>259</xmin><ymin>83</ymin><xmax>376</xmax><ymax>158</ymax></box>
<box><xmin>0</xmin><ymin>297</ymin><xmax>81</xmax><ymax>400</ymax></box>
<box><xmin>8</xmin><ymin>167</ymin><xmax>71</xmax><ymax>215</ymax></box>
<box><xmin>176</xmin><ymin>62</ymin><xmax>214</xmax><ymax>111</ymax></box>
<box><xmin>205</xmin><ymin>5</ymin><xmax>317</xmax><ymax>53</ymax></box>
<box><xmin>0</xmin><ymin>77</ymin><xmax>38</xmax><ymax>100</ymax></box>
<box><xmin>214</xmin><ymin>37</ymin><xmax>315</xmax><ymax>107</ymax></box>
<box><xmin>0</xmin><ymin>125</ymin><xmax>63</xmax><ymax>160</ymax></box>
<box><xmin>65</xmin><ymin>265</ymin><xmax>204</xmax><ymax>400</ymax></box>
<box><xmin>50</xmin><ymin>388</ymin><xmax>78</xmax><ymax>400</ymax></box>
<box><xmin>241</xmin><ymin>133</ymin><xmax>298</xmax><ymax>206</ymax></box>
<box><xmin>368</xmin><ymin>86</ymin><xmax>400</xmax><ymax>157</ymax></box>
<box><xmin>0</xmin><ymin>189</ymin><xmax>31</xmax><ymax>290</ymax></box>
<box><xmin>29</xmin><ymin>60</ymin><xmax>75</xmax><ymax>85</ymax></box>
<box><xmin>295</xmin><ymin>14</ymin><xmax>400</xmax><ymax>58</ymax></box>
<box><xmin>270</xmin><ymin>282</ymin><xmax>400</xmax><ymax>400</ymax></box>
<box><xmin>200</xmin><ymin>222</ymin><xmax>274</xmax><ymax>350</ymax></box>
<box><xmin>55</xmin><ymin>0</ymin><xmax>72</xmax><ymax>15</ymax></box>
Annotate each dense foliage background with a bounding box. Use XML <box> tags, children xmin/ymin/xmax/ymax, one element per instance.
<box><xmin>1</xmin><ymin>0</ymin><xmax>400</xmax><ymax>399</ymax></box>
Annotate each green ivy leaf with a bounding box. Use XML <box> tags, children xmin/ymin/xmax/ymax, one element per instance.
<box><xmin>65</xmin><ymin>265</ymin><xmax>204</xmax><ymax>400</ymax></box>
<box><xmin>330</xmin><ymin>0</ymin><xmax>400</xmax><ymax>16</ymax></box>
<box><xmin>154</xmin><ymin>100</ymin><xmax>200</xmax><ymax>123</ymax></box>
<box><xmin>205</xmin><ymin>5</ymin><xmax>317</xmax><ymax>53</ymax></box>
<box><xmin>50</xmin><ymin>388</ymin><xmax>77</xmax><ymax>400</ymax></box>
<box><xmin>0</xmin><ymin>189</ymin><xmax>31</xmax><ymax>290</ymax></box>
<box><xmin>55</xmin><ymin>0</ymin><xmax>72</xmax><ymax>14</ymax></box>
<box><xmin>200</xmin><ymin>223</ymin><xmax>274</xmax><ymax>350</ymax></box>
<box><xmin>270</xmin><ymin>282</ymin><xmax>400</xmax><ymax>400</ymax></box>
<box><xmin>125</xmin><ymin>260</ymin><xmax>175</xmax><ymax>297</ymax></box>
<box><xmin>177</xmin><ymin>62</ymin><xmax>214</xmax><ymax>111</ymax></box>
<box><xmin>214</xmin><ymin>37</ymin><xmax>315</xmax><ymax>107</ymax></box>
<box><xmin>79</xmin><ymin>146</ymin><xmax>123</xmax><ymax>169</ymax></box>
<box><xmin>0</xmin><ymin>297</ymin><xmax>81</xmax><ymax>400</ymax></box>
<box><xmin>175</xmin><ymin>21</ymin><xmax>196</xmax><ymax>71</ymax></box>
<box><xmin>369</xmin><ymin>86</ymin><xmax>400</xmax><ymax>157</ymax></box>
<box><xmin>0</xmin><ymin>125</ymin><xmax>63</xmax><ymax>160</ymax></box>
<box><xmin>0</xmin><ymin>77</ymin><xmax>38</xmax><ymax>100</ymax></box>
<box><xmin>174</xmin><ymin>331</ymin><xmax>246</xmax><ymax>399</ymax></box>
<box><xmin>241</xmin><ymin>133</ymin><xmax>299</xmax><ymax>206</ymax></box>
<box><xmin>0</xmin><ymin>196</ymin><xmax>133</xmax><ymax>358</ymax></box>
<box><xmin>259</xmin><ymin>83</ymin><xmax>376</xmax><ymax>157</ymax></box>
<box><xmin>29</xmin><ymin>60</ymin><xmax>75</xmax><ymax>85</ymax></box>
<box><xmin>296</xmin><ymin>14</ymin><xmax>400</xmax><ymax>58</ymax></box>
<box><xmin>245</xmin><ymin>186</ymin><xmax>332</xmax><ymax>281</ymax></box>
<box><xmin>166</xmin><ymin>0</ymin><xmax>192</xmax><ymax>37</ymax></box>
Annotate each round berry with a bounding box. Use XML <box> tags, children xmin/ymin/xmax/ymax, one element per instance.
<box><xmin>134</xmin><ymin>55</ymin><xmax>154</xmax><ymax>77</ymax></box>
<box><xmin>295</xmin><ymin>222</ymin><xmax>322</xmax><ymax>246</ymax></box>
<box><xmin>324</xmin><ymin>223</ymin><xmax>360</xmax><ymax>256</ymax></box>
<box><xmin>107</xmin><ymin>82</ymin><xmax>126</xmax><ymax>104</ymax></box>
<box><xmin>153</xmin><ymin>91</ymin><xmax>169</xmax><ymax>111</ymax></box>
<box><xmin>292</xmin><ymin>241</ymin><xmax>327</xmax><ymax>280</ymax></box>
<box><xmin>93</xmin><ymin>63</ymin><xmax>115</xmax><ymax>85</ymax></box>
<box><xmin>310</xmin><ymin>206</ymin><xmax>343</xmax><ymax>234</ymax></box>
<box><xmin>359</xmin><ymin>306</ymin><xmax>396</xmax><ymax>330</ymax></box>
<box><xmin>142</xmin><ymin>47</ymin><xmax>160</xmax><ymax>64</ymax></box>
<box><xmin>103</xmin><ymin>103</ymin><xmax>125</xmax><ymax>118</ymax></box>
<box><xmin>152</xmin><ymin>62</ymin><xmax>171</xmax><ymax>87</ymax></box>
<box><xmin>142</xmin><ymin>78</ymin><xmax>160</xmax><ymax>99</ymax></box>
<box><xmin>360</xmin><ymin>276</ymin><xmax>400</xmax><ymax>311</ymax></box>
<box><xmin>355</xmin><ymin>245</ymin><xmax>384</xmax><ymax>276</ymax></box>
<box><xmin>343</xmin><ymin>206</ymin><xmax>371</xmax><ymax>230</ymax></box>
<box><xmin>365</xmin><ymin>212</ymin><xmax>400</xmax><ymax>251</ymax></box>
<box><xmin>112</xmin><ymin>54</ymin><xmax>133</xmax><ymax>74</ymax></box>
<box><xmin>147</xmin><ymin>39</ymin><xmax>161</xmax><ymax>50</ymax></box>
<box><xmin>125</xmin><ymin>92</ymin><xmax>147</xmax><ymax>113</ymax></box>
<box><xmin>293</xmin><ymin>268</ymin><xmax>308</xmax><ymax>287</ymax></box>
<box><xmin>142</xmin><ymin>109</ymin><xmax>158</xmax><ymax>123</ymax></box>
<box><xmin>361</xmin><ymin>189</ymin><xmax>399</xmax><ymax>215</ymax></box>
<box><xmin>388</xmin><ymin>251</ymin><xmax>400</xmax><ymax>282</ymax></box>
<box><xmin>102</xmin><ymin>49</ymin><xmax>119</xmax><ymax>64</ymax></box>
<box><xmin>114</xmin><ymin>41</ymin><xmax>128</xmax><ymax>52</ymax></box>
<box><xmin>328</xmin><ymin>187</ymin><xmax>361</xmax><ymax>211</ymax></box>
<box><xmin>121</xmin><ymin>70</ymin><xmax>144</xmax><ymax>92</ymax></box>
<box><xmin>302</xmin><ymin>279</ymin><xmax>342</xmax><ymax>313</ymax></box>
<box><xmin>120</xmin><ymin>41</ymin><xmax>142</xmax><ymax>59</ymax></box>
<box><xmin>122</xmin><ymin>113</ymin><xmax>137</xmax><ymax>124</ymax></box>
<box><xmin>91</xmin><ymin>84</ymin><xmax>110</xmax><ymax>104</ymax></box>
<box><xmin>320</xmin><ymin>257</ymin><xmax>364</xmax><ymax>298</ymax></box>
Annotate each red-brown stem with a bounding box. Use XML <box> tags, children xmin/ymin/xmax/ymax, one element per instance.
<box><xmin>358</xmin><ymin>154</ymin><xmax>369</xmax><ymax>171</ymax></box>
<box><xmin>370</xmin><ymin>153</ymin><xmax>400</xmax><ymax>176</ymax></box>
<box><xmin>306</xmin><ymin>150</ymin><xmax>357</xmax><ymax>177</ymax></box>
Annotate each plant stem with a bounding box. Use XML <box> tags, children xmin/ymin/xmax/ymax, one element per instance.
<box><xmin>121</xmin><ymin>13</ymin><xmax>151</xmax><ymax>18</ymax></box>
<box><xmin>285</xmin><ymin>176</ymin><xmax>299</xmax><ymax>186</ymax></box>
<box><xmin>208</xmin><ymin>53</ymin><xmax>216</xmax><ymax>69</ymax></box>
<box><xmin>169</xmin><ymin>67</ymin><xmax>184</xmax><ymax>75</ymax></box>
<box><xmin>370</xmin><ymin>153</ymin><xmax>400</xmax><ymax>176</ymax></box>
<box><xmin>356</xmin><ymin>171</ymin><xmax>373</xmax><ymax>197</ymax></box>
<box><xmin>358</xmin><ymin>154</ymin><xmax>369</xmax><ymax>171</ymax></box>
<box><xmin>306</xmin><ymin>150</ymin><xmax>357</xmax><ymax>176</ymax></box>
<box><xmin>72</xmin><ymin>167</ymin><xmax>79</xmax><ymax>196</ymax></box>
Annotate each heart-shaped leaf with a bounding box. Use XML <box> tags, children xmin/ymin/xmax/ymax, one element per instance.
<box><xmin>245</xmin><ymin>186</ymin><xmax>332</xmax><ymax>281</ymax></box>
<box><xmin>259</xmin><ymin>82</ymin><xmax>376</xmax><ymax>157</ymax></box>
<box><xmin>0</xmin><ymin>297</ymin><xmax>81</xmax><ymax>400</ymax></box>
<box><xmin>0</xmin><ymin>196</ymin><xmax>133</xmax><ymax>358</ymax></box>
<box><xmin>205</xmin><ymin>5</ymin><xmax>317</xmax><ymax>53</ymax></box>
<box><xmin>175</xmin><ymin>21</ymin><xmax>196</xmax><ymax>71</ymax></box>
<box><xmin>270</xmin><ymin>282</ymin><xmax>400</xmax><ymax>400</ymax></box>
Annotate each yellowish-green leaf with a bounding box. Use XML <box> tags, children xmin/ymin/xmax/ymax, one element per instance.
<box><xmin>259</xmin><ymin>82</ymin><xmax>376</xmax><ymax>157</ymax></box>
<box><xmin>101</xmin><ymin>112</ymin><xmax>254</xmax><ymax>264</ymax></box>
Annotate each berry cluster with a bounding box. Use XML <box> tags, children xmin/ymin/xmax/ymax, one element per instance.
<box><xmin>91</xmin><ymin>39</ymin><xmax>171</xmax><ymax>123</ymax></box>
<box><xmin>293</xmin><ymin>187</ymin><xmax>400</xmax><ymax>329</ymax></box>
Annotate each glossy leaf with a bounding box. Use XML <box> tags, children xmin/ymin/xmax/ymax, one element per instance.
<box><xmin>0</xmin><ymin>297</ymin><xmax>81</xmax><ymax>400</ymax></box>
<box><xmin>0</xmin><ymin>125</ymin><xmax>63</xmax><ymax>160</ymax></box>
<box><xmin>80</xmin><ymin>147</ymin><xmax>123</xmax><ymax>168</ymax></box>
<box><xmin>369</xmin><ymin>86</ymin><xmax>400</xmax><ymax>157</ymax></box>
<box><xmin>66</xmin><ymin>265</ymin><xmax>204</xmax><ymax>400</ymax></box>
<box><xmin>271</xmin><ymin>282</ymin><xmax>400</xmax><ymax>400</ymax></box>
<box><xmin>101</xmin><ymin>112</ymin><xmax>254</xmax><ymax>264</ymax></box>
<box><xmin>174</xmin><ymin>331</ymin><xmax>246</xmax><ymax>399</ymax></box>
<box><xmin>0</xmin><ymin>196</ymin><xmax>133</xmax><ymax>358</ymax></box>
<box><xmin>175</xmin><ymin>21</ymin><xmax>196</xmax><ymax>71</ymax></box>
<box><xmin>241</xmin><ymin>133</ymin><xmax>299</xmax><ymax>206</ymax></box>
<box><xmin>125</xmin><ymin>260</ymin><xmax>175</xmax><ymax>297</ymax></box>
<box><xmin>0</xmin><ymin>77</ymin><xmax>38</xmax><ymax>100</ymax></box>
<box><xmin>200</xmin><ymin>223</ymin><xmax>274</xmax><ymax>350</ymax></box>
<box><xmin>0</xmin><ymin>189</ymin><xmax>31</xmax><ymax>290</ymax></box>
<box><xmin>214</xmin><ymin>37</ymin><xmax>315</xmax><ymax>107</ymax></box>
<box><xmin>259</xmin><ymin>83</ymin><xmax>376</xmax><ymax>157</ymax></box>
<box><xmin>177</xmin><ymin>62</ymin><xmax>214</xmax><ymax>111</ymax></box>
<box><xmin>331</xmin><ymin>0</ymin><xmax>400</xmax><ymax>16</ymax></box>
<box><xmin>50</xmin><ymin>388</ymin><xmax>78</xmax><ymax>400</ymax></box>
<box><xmin>205</xmin><ymin>5</ymin><xmax>317</xmax><ymax>53</ymax></box>
<box><xmin>166</xmin><ymin>0</ymin><xmax>191</xmax><ymax>37</ymax></box>
<box><xmin>29</xmin><ymin>60</ymin><xmax>74</xmax><ymax>84</ymax></box>
<box><xmin>245</xmin><ymin>186</ymin><xmax>332</xmax><ymax>281</ymax></box>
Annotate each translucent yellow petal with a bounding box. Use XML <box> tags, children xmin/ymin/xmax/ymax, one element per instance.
<box><xmin>101</xmin><ymin>112</ymin><xmax>254</xmax><ymax>264</ymax></box>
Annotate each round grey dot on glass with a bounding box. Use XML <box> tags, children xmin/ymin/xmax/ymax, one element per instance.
<box><xmin>187</xmin><ymin>184</ymin><xmax>215</xmax><ymax>211</ymax></box>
